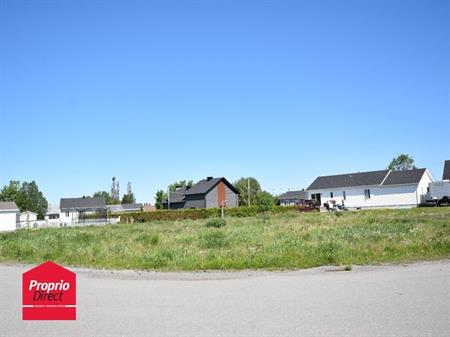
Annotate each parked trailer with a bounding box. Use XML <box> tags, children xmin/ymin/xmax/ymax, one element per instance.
<box><xmin>428</xmin><ymin>181</ymin><xmax>450</xmax><ymax>206</ymax></box>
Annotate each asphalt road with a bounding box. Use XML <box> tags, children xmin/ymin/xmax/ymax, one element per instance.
<box><xmin>1</xmin><ymin>261</ymin><xmax>449</xmax><ymax>337</ymax></box>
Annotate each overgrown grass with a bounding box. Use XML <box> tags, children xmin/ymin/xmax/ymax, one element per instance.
<box><xmin>0</xmin><ymin>207</ymin><xmax>449</xmax><ymax>271</ymax></box>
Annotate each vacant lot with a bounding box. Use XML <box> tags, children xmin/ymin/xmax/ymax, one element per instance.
<box><xmin>0</xmin><ymin>208</ymin><xmax>449</xmax><ymax>271</ymax></box>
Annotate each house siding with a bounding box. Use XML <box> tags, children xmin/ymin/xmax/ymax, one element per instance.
<box><xmin>205</xmin><ymin>184</ymin><xmax>238</xmax><ymax>208</ymax></box>
<box><xmin>205</xmin><ymin>187</ymin><xmax>218</xmax><ymax>208</ymax></box>
<box><xmin>308</xmin><ymin>184</ymin><xmax>426</xmax><ymax>209</ymax></box>
<box><xmin>184</xmin><ymin>195</ymin><xmax>205</xmax><ymax>209</ymax></box>
<box><xmin>225</xmin><ymin>184</ymin><xmax>238</xmax><ymax>207</ymax></box>
<box><xmin>0</xmin><ymin>211</ymin><xmax>18</xmax><ymax>231</ymax></box>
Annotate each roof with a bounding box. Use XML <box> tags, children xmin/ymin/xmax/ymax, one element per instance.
<box><xmin>163</xmin><ymin>177</ymin><xmax>239</xmax><ymax>204</ymax></box>
<box><xmin>443</xmin><ymin>160</ymin><xmax>450</xmax><ymax>180</ymax></box>
<box><xmin>184</xmin><ymin>177</ymin><xmax>239</xmax><ymax>195</ymax></box>
<box><xmin>20</xmin><ymin>211</ymin><xmax>38</xmax><ymax>215</ymax></box>
<box><xmin>382</xmin><ymin>169</ymin><xmax>427</xmax><ymax>185</ymax></box>
<box><xmin>307</xmin><ymin>170</ymin><xmax>389</xmax><ymax>190</ymax></box>
<box><xmin>307</xmin><ymin>168</ymin><xmax>427</xmax><ymax>190</ymax></box>
<box><xmin>163</xmin><ymin>189</ymin><xmax>186</xmax><ymax>204</ymax></box>
<box><xmin>278</xmin><ymin>190</ymin><xmax>308</xmax><ymax>200</ymax></box>
<box><xmin>121</xmin><ymin>203</ymin><xmax>143</xmax><ymax>210</ymax></box>
<box><xmin>0</xmin><ymin>201</ymin><xmax>19</xmax><ymax>212</ymax></box>
<box><xmin>60</xmin><ymin>197</ymin><xmax>106</xmax><ymax>210</ymax></box>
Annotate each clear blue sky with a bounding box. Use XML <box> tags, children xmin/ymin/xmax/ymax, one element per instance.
<box><xmin>1</xmin><ymin>0</ymin><xmax>449</xmax><ymax>205</ymax></box>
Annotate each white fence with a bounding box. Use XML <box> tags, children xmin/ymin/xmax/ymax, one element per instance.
<box><xmin>16</xmin><ymin>218</ymin><xmax>120</xmax><ymax>229</ymax></box>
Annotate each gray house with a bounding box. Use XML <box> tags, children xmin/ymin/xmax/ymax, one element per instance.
<box><xmin>278</xmin><ymin>190</ymin><xmax>308</xmax><ymax>206</ymax></box>
<box><xmin>163</xmin><ymin>177</ymin><xmax>239</xmax><ymax>209</ymax></box>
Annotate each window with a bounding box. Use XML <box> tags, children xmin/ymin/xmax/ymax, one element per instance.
<box><xmin>364</xmin><ymin>189</ymin><xmax>371</xmax><ymax>200</ymax></box>
<box><xmin>330</xmin><ymin>192</ymin><xmax>333</xmax><ymax>198</ymax></box>
<box><xmin>343</xmin><ymin>191</ymin><xmax>346</xmax><ymax>200</ymax></box>
<box><xmin>65</xmin><ymin>211</ymin><xmax>69</xmax><ymax>217</ymax></box>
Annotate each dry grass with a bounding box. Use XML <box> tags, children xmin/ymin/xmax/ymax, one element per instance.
<box><xmin>0</xmin><ymin>207</ymin><xmax>449</xmax><ymax>271</ymax></box>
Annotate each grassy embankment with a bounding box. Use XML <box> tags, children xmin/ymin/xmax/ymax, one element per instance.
<box><xmin>0</xmin><ymin>207</ymin><xmax>449</xmax><ymax>271</ymax></box>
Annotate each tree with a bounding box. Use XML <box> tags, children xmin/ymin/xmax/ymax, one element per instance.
<box><xmin>254</xmin><ymin>191</ymin><xmax>276</xmax><ymax>212</ymax></box>
<box><xmin>154</xmin><ymin>190</ymin><xmax>167</xmax><ymax>209</ymax></box>
<box><xmin>121</xmin><ymin>182</ymin><xmax>136</xmax><ymax>204</ymax></box>
<box><xmin>0</xmin><ymin>180</ymin><xmax>48</xmax><ymax>219</ymax></box>
<box><xmin>233</xmin><ymin>177</ymin><xmax>262</xmax><ymax>206</ymax></box>
<box><xmin>388</xmin><ymin>154</ymin><xmax>417</xmax><ymax>171</ymax></box>
<box><xmin>121</xmin><ymin>192</ymin><xmax>136</xmax><ymax>204</ymax></box>
<box><xmin>93</xmin><ymin>191</ymin><xmax>117</xmax><ymax>205</ymax></box>
<box><xmin>169</xmin><ymin>180</ymin><xmax>193</xmax><ymax>191</ymax></box>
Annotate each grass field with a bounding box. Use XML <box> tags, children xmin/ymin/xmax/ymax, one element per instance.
<box><xmin>0</xmin><ymin>207</ymin><xmax>449</xmax><ymax>271</ymax></box>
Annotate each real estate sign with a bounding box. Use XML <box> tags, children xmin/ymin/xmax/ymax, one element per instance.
<box><xmin>22</xmin><ymin>261</ymin><xmax>76</xmax><ymax>320</ymax></box>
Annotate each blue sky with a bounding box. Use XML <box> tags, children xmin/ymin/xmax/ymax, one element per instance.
<box><xmin>1</xmin><ymin>0</ymin><xmax>449</xmax><ymax>204</ymax></box>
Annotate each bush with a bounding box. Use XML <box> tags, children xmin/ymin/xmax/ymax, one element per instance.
<box><xmin>206</xmin><ymin>218</ymin><xmax>226</xmax><ymax>228</ymax></box>
<box><xmin>254</xmin><ymin>191</ymin><xmax>275</xmax><ymax>212</ymax></box>
<box><xmin>118</xmin><ymin>206</ymin><xmax>298</xmax><ymax>223</ymax></box>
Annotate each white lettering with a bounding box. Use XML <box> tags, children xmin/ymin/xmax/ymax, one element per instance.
<box><xmin>28</xmin><ymin>280</ymin><xmax>70</xmax><ymax>293</ymax></box>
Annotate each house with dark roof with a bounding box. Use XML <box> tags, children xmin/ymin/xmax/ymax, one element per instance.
<box><xmin>443</xmin><ymin>160</ymin><xmax>450</xmax><ymax>180</ymax></box>
<box><xmin>278</xmin><ymin>190</ymin><xmax>308</xmax><ymax>206</ymax></box>
<box><xmin>60</xmin><ymin>197</ymin><xmax>106</xmax><ymax>225</ymax></box>
<box><xmin>306</xmin><ymin>168</ymin><xmax>433</xmax><ymax>209</ymax></box>
<box><xmin>0</xmin><ymin>201</ymin><xmax>20</xmax><ymax>231</ymax></box>
<box><xmin>162</xmin><ymin>177</ymin><xmax>239</xmax><ymax>209</ymax></box>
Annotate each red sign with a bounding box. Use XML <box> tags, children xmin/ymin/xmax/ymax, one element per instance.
<box><xmin>22</xmin><ymin>261</ymin><xmax>76</xmax><ymax>320</ymax></box>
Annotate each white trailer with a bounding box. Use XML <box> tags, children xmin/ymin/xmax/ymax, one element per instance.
<box><xmin>428</xmin><ymin>181</ymin><xmax>450</xmax><ymax>205</ymax></box>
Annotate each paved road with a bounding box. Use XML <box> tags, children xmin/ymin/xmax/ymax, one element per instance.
<box><xmin>1</xmin><ymin>261</ymin><xmax>449</xmax><ymax>337</ymax></box>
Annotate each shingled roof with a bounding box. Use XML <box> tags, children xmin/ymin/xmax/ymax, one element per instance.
<box><xmin>163</xmin><ymin>177</ymin><xmax>239</xmax><ymax>205</ymax></box>
<box><xmin>184</xmin><ymin>177</ymin><xmax>238</xmax><ymax>195</ymax></box>
<box><xmin>60</xmin><ymin>197</ymin><xmax>106</xmax><ymax>210</ymax></box>
<box><xmin>443</xmin><ymin>160</ymin><xmax>450</xmax><ymax>180</ymax></box>
<box><xmin>278</xmin><ymin>190</ymin><xmax>308</xmax><ymax>200</ymax></box>
<box><xmin>307</xmin><ymin>168</ymin><xmax>427</xmax><ymax>190</ymax></box>
<box><xmin>0</xmin><ymin>201</ymin><xmax>19</xmax><ymax>212</ymax></box>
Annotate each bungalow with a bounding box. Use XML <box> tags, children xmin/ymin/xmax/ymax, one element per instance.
<box><xmin>162</xmin><ymin>177</ymin><xmax>239</xmax><ymax>209</ymax></box>
<box><xmin>278</xmin><ymin>190</ymin><xmax>308</xmax><ymax>206</ymax></box>
<box><xmin>60</xmin><ymin>197</ymin><xmax>106</xmax><ymax>225</ymax></box>
<box><xmin>0</xmin><ymin>201</ymin><xmax>19</xmax><ymax>231</ymax></box>
<box><xmin>307</xmin><ymin>168</ymin><xmax>433</xmax><ymax>209</ymax></box>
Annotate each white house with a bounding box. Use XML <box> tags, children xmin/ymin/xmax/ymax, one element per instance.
<box><xmin>19</xmin><ymin>211</ymin><xmax>38</xmax><ymax>228</ymax></box>
<box><xmin>0</xmin><ymin>201</ymin><xmax>20</xmax><ymax>231</ymax></box>
<box><xmin>60</xmin><ymin>197</ymin><xmax>106</xmax><ymax>225</ymax></box>
<box><xmin>307</xmin><ymin>168</ymin><xmax>433</xmax><ymax>209</ymax></box>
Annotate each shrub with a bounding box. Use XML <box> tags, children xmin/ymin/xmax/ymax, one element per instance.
<box><xmin>118</xmin><ymin>206</ymin><xmax>298</xmax><ymax>223</ymax></box>
<box><xmin>206</xmin><ymin>218</ymin><xmax>226</xmax><ymax>228</ymax></box>
<box><xmin>254</xmin><ymin>191</ymin><xmax>276</xmax><ymax>212</ymax></box>
<box><xmin>200</xmin><ymin>231</ymin><xmax>228</xmax><ymax>249</ymax></box>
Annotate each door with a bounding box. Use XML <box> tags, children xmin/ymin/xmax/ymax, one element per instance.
<box><xmin>311</xmin><ymin>193</ymin><xmax>322</xmax><ymax>206</ymax></box>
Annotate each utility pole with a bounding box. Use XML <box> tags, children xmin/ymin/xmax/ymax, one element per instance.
<box><xmin>247</xmin><ymin>178</ymin><xmax>250</xmax><ymax>206</ymax></box>
<box><xmin>167</xmin><ymin>186</ymin><xmax>170</xmax><ymax>210</ymax></box>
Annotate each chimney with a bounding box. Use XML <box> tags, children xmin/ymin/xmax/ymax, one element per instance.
<box><xmin>207</xmin><ymin>176</ymin><xmax>213</xmax><ymax>181</ymax></box>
